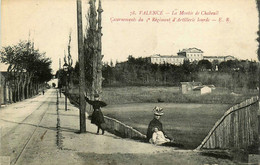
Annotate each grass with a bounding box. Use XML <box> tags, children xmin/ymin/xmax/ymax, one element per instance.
<box><xmin>68</xmin><ymin>86</ymin><xmax>257</xmax><ymax>105</ymax></box>
<box><xmin>100</xmin><ymin>86</ymin><xmax>257</xmax><ymax>105</ymax></box>
<box><xmin>67</xmin><ymin>86</ymin><xmax>256</xmax><ymax>149</ymax></box>
<box><xmin>102</xmin><ymin>103</ymin><xmax>231</xmax><ymax>149</ymax></box>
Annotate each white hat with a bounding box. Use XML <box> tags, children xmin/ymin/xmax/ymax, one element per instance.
<box><xmin>153</xmin><ymin>106</ymin><xmax>164</xmax><ymax>116</ymax></box>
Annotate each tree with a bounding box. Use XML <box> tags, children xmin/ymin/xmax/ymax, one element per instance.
<box><xmin>0</xmin><ymin>40</ymin><xmax>52</xmax><ymax>102</ymax></box>
<box><xmin>110</xmin><ymin>59</ymin><xmax>114</xmax><ymax>67</ymax></box>
<box><xmin>83</xmin><ymin>0</ymin><xmax>103</xmax><ymax>97</ymax></box>
<box><xmin>64</xmin><ymin>31</ymin><xmax>73</xmax><ymax>70</ymax></box>
<box><xmin>197</xmin><ymin>60</ymin><xmax>212</xmax><ymax>71</ymax></box>
<box><xmin>211</xmin><ymin>60</ymin><xmax>219</xmax><ymax>71</ymax></box>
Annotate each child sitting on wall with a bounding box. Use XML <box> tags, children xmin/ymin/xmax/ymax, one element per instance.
<box><xmin>149</xmin><ymin>127</ymin><xmax>172</xmax><ymax>145</ymax></box>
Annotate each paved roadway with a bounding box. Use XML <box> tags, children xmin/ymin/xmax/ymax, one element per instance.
<box><xmin>0</xmin><ymin>89</ymin><xmax>57</xmax><ymax>164</ymax></box>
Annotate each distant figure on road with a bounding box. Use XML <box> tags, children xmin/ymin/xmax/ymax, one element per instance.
<box><xmin>42</xmin><ymin>89</ymin><xmax>45</xmax><ymax>95</ymax></box>
<box><xmin>146</xmin><ymin>107</ymin><xmax>172</xmax><ymax>143</ymax></box>
<box><xmin>85</xmin><ymin>93</ymin><xmax>107</xmax><ymax>135</ymax></box>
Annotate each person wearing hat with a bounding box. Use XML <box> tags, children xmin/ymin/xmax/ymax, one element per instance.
<box><xmin>146</xmin><ymin>106</ymin><xmax>171</xmax><ymax>142</ymax></box>
<box><xmin>85</xmin><ymin>93</ymin><xmax>107</xmax><ymax>135</ymax></box>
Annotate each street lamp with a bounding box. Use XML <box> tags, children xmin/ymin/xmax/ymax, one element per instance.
<box><xmin>63</xmin><ymin>63</ymin><xmax>69</xmax><ymax>111</ymax></box>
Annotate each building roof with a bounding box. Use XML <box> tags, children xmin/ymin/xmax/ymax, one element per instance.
<box><xmin>207</xmin><ymin>85</ymin><xmax>215</xmax><ymax>88</ymax></box>
<box><xmin>160</xmin><ymin>55</ymin><xmax>175</xmax><ymax>58</ymax></box>
<box><xmin>204</xmin><ymin>55</ymin><xmax>236</xmax><ymax>59</ymax></box>
<box><xmin>151</xmin><ymin>54</ymin><xmax>174</xmax><ymax>58</ymax></box>
<box><xmin>193</xmin><ymin>85</ymin><xmax>213</xmax><ymax>91</ymax></box>
<box><xmin>171</xmin><ymin>56</ymin><xmax>185</xmax><ymax>58</ymax></box>
<box><xmin>151</xmin><ymin>54</ymin><xmax>185</xmax><ymax>58</ymax></box>
<box><xmin>179</xmin><ymin>48</ymin><xmax>203</xmax><ymax>53</ymax></box>
<box><xmin>225</xmin><ymin>55</ymin><xmax>236</xmax><ymax>59</ymax></box>
<box><xmin>150</xmin><ymin>54</ymin><xmax>160</xmax><ymax>58</ymax></box>
<box><xmin>204</xmin><ymin>56</ymin><xmax>223</xmax><ymax>58</ymax></box>
<box><xmin>193</xmin><ymin>86</ymin><xmax>204</xmax><ymax>91</ymax></box>
<box><xmin>180</xmin><ymin>82</ymin><xmax>202</xmax><ymax>86</ymax></box>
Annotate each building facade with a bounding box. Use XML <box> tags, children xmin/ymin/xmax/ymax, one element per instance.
<box><xmin>181</xmin><ymin>82</ymin><xmax>202</xmax><ymax>94</ymax></box>
<box><xmin>203</xmin><ymin>55</ymin><xmax>236</xmax><ymax>62</ymax></box>
<box><xmin>149</xmin><ymin>48</ymin><xmax>236</xmax><ymax>65</ymax></box>
<box><xmin>150</xmin><ymin>54</ymin><xmax>185</xmax><ymax>65</ymax></box>
<box><xmin>177</xmin><ymin>48</ymin><xmax>204</xmax><ymax>62</ymax></box>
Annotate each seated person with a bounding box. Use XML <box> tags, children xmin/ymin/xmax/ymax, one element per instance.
<box><xmin>146</xmin><ymin>106</ymin><xmax>172</xmax><ymax>142</ymax></box>
<box><xmin>149</xmin><ymin>127</ymin><xmax>171</xmax><ymax>145</ymax></box>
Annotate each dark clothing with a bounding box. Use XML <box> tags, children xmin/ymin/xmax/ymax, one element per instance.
<box><xmin>146</xmin><ymin>118</ymin><xmax>164</xmax><ymax>141</ymax></box>
<box><xmin>85</xmin><ymin>97</ymin><xmax>107</xmax><ymax>126</ymax></box>
<box><xmin>91</xmin><ymin>110</ymin><xmax>105</xmax><ymax>126</ymax></box>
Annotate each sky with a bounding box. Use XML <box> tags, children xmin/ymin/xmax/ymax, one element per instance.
<box><xmin>1</xmin><ymin>0</ymin><xmax>259</xmax><ymax>72</ymax></box>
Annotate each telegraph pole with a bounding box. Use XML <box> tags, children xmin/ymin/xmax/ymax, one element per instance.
<box><xmin>77</xmin><ymin>0</ymin><xmax>86</xmax><ymax>133</ymax></box>
<box><xmin>59</xmin><ymin>58</ymin><xmax>61</xmax><ymax>97</ymax></box>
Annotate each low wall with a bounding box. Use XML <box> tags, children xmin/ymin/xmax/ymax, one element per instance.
<box><xmin>196</xmin><ymin>96</ymin><xmax>259</xmax><ymax>152</ymax></box>
<box><xmin>104</xmin><ymin>116</ymin><xmax>146</xmax><ymax>140</ymax></box>
<box><xmin>67</xmin><ymin>93</ymin><xmax>146</xmax><ymax>140</ymax></box>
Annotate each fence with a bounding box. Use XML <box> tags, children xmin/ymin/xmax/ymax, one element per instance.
<box><xmin>104</xmin><ymin>116</ymin><xmax>146</xmax><ymax>139</ymax></box>
<box><xmin>196</xmin><ymin>96</ymin><xmax>259</xmax><ymax>151</ymax></box>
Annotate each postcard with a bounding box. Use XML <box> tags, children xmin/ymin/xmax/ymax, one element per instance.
<box><xmin>0</xmin><ymin>0</ymin><xmax>259</xmax><ymax>164</ymax></box>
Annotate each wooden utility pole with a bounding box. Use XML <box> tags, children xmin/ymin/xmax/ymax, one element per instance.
<box><xmin>77</xmin><ymin>0</ymin><xmax>86</xmax><ymax>133</ymax></box>
<box><xmin>59</xmin><ymin>58</ymin><xmax>61</xmax><ymax>97</ymax></box>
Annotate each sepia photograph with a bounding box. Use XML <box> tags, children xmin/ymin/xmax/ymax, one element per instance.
<box><xmin>0</xmin><ymin>0</ymin><xmax>259</xmax><ymax>164</ymax></box>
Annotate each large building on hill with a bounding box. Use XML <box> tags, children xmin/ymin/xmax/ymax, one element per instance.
<box><xmin>149</xmin><ymin>48</ymin><xmax>236</xmax><ymax>65</ymax></box>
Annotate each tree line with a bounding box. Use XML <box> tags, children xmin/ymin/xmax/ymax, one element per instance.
<box><xmin>102</xmin><ymin>56</ymin><xmax>259</xmax><ymax>90</ymax></box>
<box><xmin>59</xmin><ymin>55</ymin><xmax>259</xmax><ymax>91</ymax></box>
<box><xmin>0</xmin><ymin>40</ymin><xmax>53</xmax><ymax>103</ymax></box>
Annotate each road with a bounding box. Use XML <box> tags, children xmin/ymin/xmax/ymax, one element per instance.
<box><xmin>0</xmin><ymin>89</ymin><xmax>58</xmax><ymax>165</ymax></box>
<box><xmin>0</xmin><ymin>89</ymin><xmax>243</xmax><ymax>165</ymax></box>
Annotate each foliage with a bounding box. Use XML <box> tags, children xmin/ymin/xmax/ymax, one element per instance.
<box><xmin>0</xmin><ymin>40</ymin><xmax>53</xmax><ymax>101</ymax></box>
<box><xmin>68</xmin><ymin>55</ymin><xmax>259</xmax><ymax>91</ymax></box>
<box><xmin>101</xmin><ymin>56</ymin><xmax>259</xmax><ymax>89</ymax></box>
<box><xmin>197</xmin><ymin>59</ymin><xmax>212</xmax><ymax>71</ymax></box>
<box><xmin>57</xmin><ymin>32</ymin><xmax>75</xmax><ymax>88</ymax></box>
<box><xmin>64</xmin><ymin>31</ymin><xmax>73</xmax><ymax>68</ymax></box>
<box><xmin>0</xmin><ymin>40</ymin><xmax>53</xmax><ymax>83</ymax></box>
